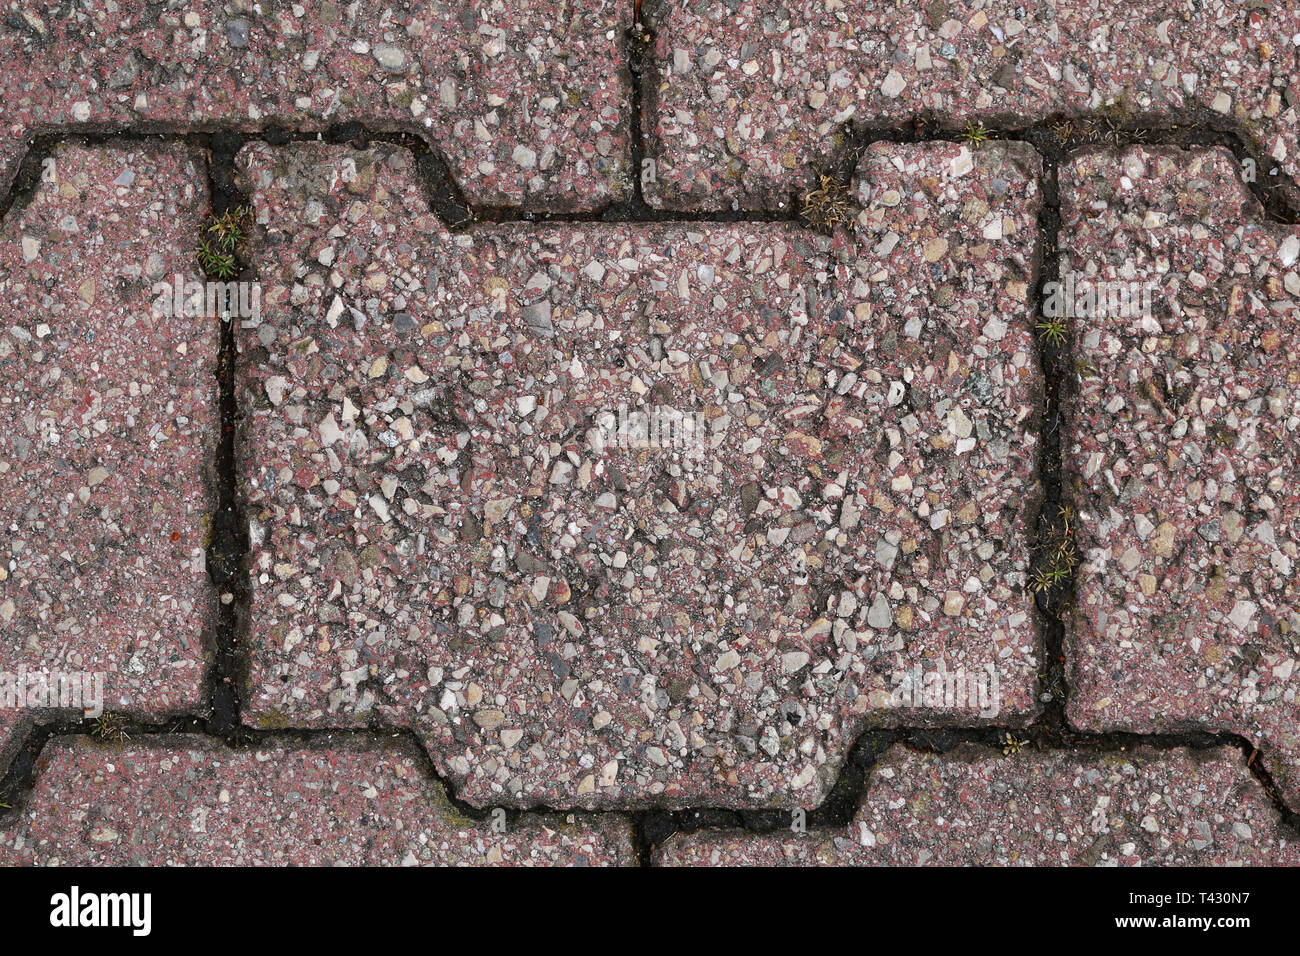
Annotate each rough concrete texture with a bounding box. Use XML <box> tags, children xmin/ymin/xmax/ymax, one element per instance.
<box><xmin>0</xmin><ymin>0</ymin><xmax>631</xmax><ymax>209</ymax></box>
<box><xmin>235</xmin><ymin>138</ymin><xmax>1041</xmax><ymax>809</ymax></box>
<box><xmin>0</xmin><ymin>145</ymin><xmax>217</xmax><ymax>760</ymax></box>
<box><xmin>644</xmin><ymin>0</ymin><xmax>1298</xmax><ymax>210</ymax></box>
<box><xmin>1062</xmin><ymin>145</ymin><xmax>1300</xmax><ymax>809</ymax></box>
<box><xmin>0</xmin><ymin>0</ymin><xmax>1297</xmax><ymax>870</ymax></box>
<box><xmin>657</xmin><ymin>745</ymin><xmax>1300</xmax><ymax>865</ymax></box>
<box><xmin>0</xmin><ymin>736</ymin><xmax>636</xmax><ymax>865</ymax></box>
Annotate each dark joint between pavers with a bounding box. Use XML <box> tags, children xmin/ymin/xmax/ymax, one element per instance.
<box><xmin>0</xmin><ymin>112</ymin><xmax>1294</xmax><ymax>231</ymax></box>
<box><xmin>634</xmin><ymin>727</ymin><xmax>1300</xmax><ymax>854</ymax></box>
<box><xmin>779</xmin><ymin>107</ymin><xmax>1299</xmax><ymax>227</ymax></box>
<box><xmin>1024</xmin><ymin>128</ymin><xmax>1073</xmax><ymax>745</ymax></box>
<box><xmin>0</xmin><ymin>715</ymin><xmax>208</xmax><ymax>819</ymax></box>
<box><xmin>2</xmin><ymin>714</ymin><xmax>1293</xmax><ymax>855</ymax></box>
<box><xmin>0</xmin><ymin>123</ymin><xmax>800</xmax><ymax>232</ymax></box>
<box><xmin>0</xmin><ymin>720</ymin><xmax>634</xmax><ymax>845</ymax></box>
<box><xmin>621</xmin><ymin>8</ymin><xmax>804</xmax><ymax>226</ymax></box>
<box><xmin>202</xmin><ymin>134</ymin><xmax>254</xmax><ymax>738</ymax></box>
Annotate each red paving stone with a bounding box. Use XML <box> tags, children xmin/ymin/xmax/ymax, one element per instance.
<box><xmin>644</xmin><ymin>0</ymin><xmax>1299</xmax><ymax>210</ymax></box>
<box><xmin>235</xmin><ymin>138</ymin><xmax>1041</xmax><ymax>809</ymax></box>
<box><xmin>1061</xmin><ymin>145</ymin><xmax>1300</xmax><ymax>809</ymax></box>
<box><xmin>834</xmin><ymin>140</ymin><xmax>1043</xmax><ymax>727</ymax></box>
<box><xmin>0</xmin><ymin>0</ymin><xmax>631</xmax><ymax>210</ymax></box>
<box><xmin>656</xmin><ymin>745</ymin><xmax>1300</xmax><ymax>865</ymax></box>
<box><xmin>0</xmin><ymin>736</ymin><xmax>636</xmax><ymax>865</ymax></box>
<box><xmin>0</xmin><ymin>146</ymin><xmax>216</xmax><ymax>759</ymax></box>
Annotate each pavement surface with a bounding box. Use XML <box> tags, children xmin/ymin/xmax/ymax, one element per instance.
<box><xmin>0</xmin><ymin>1</ymin><xmax>1297</xmax><ymax>865</ymax></box>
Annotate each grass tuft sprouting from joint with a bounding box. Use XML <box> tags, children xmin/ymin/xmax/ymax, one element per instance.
<box><xmin>1030</xmin><ymin>504</ymin><xmax>1080</xmax><ymax>594</ymax></box>
<box><xmin>91</xmin><ymin>712</ymin><xmax>131</xmax><ymax>744</ymax></box>
<box><xmin>1001</xmin><ymin>732</ymin><xmax>1028</xmax><ymax>756</ymax></box>
<box><xmin>1035</xmin><ymin>317</ymin><xmax>1068</xmax><ymax>348</ymax></box>
<box><xmin>196</xmin><ymin>205</ymin><xmax>251</xmax><ymax>280</ymax></box>
<box><xmin>960</xmin><ymin>120</ymin><xmax>991</xmax><ymax>145</ymax></box>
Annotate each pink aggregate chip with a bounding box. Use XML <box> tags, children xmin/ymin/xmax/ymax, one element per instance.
<box><xmin>644</xmin><ymin>0</ymin><xmax>1299</xmax><ymax>209</ymax></box>
<box><xmin>0</xmin><ymin>0</ymin><xmax>631</xmax><ymax>210</ymax></box>
<box><xmin>236</xmin><ymin>138</ymin><xmax>1041</xmax><ymax>809</ymax></box>
<box><xmin>0</xmin><ymin>736</ymin><xmax>636</xmax><ymax>865</ymax></box>
<box><xmin>1061</xmin><ymin>146</ymin><xmax>1300</xmax><ymax>808</ymax></box>
<box><xmin>0</xmin><ymin>145</ymin><xmax>216</xmax><ymax>763</ymax></box>
<box><xmin>656</xmin><ymin>745</ymin><xmax>1300</xmax><ymax>865</ymax></box>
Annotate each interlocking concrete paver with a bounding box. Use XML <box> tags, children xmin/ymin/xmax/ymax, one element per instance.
<box><xmin>656</xmin><ymin>744</ymin><xmax>1300</xmax><ymax>865</ymax></box>
<box><xmin>0</xmin><ymin>146</ymin><xmax>216</xmax><ymax>761</ymax></box>
<box><xmin>1062</xmin><ymin>145</ymin><xmax>1300</xmax><ymax>808</ymax></box>
<box><xmin>0</xmin><ymin>0</ymin><xmax>631</xmax><ymax>210</ymax></box>
<box><xmin>833</xmin><ymin>140</ymin><xmax>1043</xmax><ymax>727</ymax></box>
<box><xmin>644</xmin><ymin>0</ymin><xmax>1298</xmax><ymax>210</ymax></box>
<box><xmin>0</xmin><ymin>736</ymin><xmax>636</xmax><ymax>864</ymax></box>
<box><xmin>236</xmin><ymin>138</ymin><xmax>1041</xmax><ymax>809</ymax></box>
